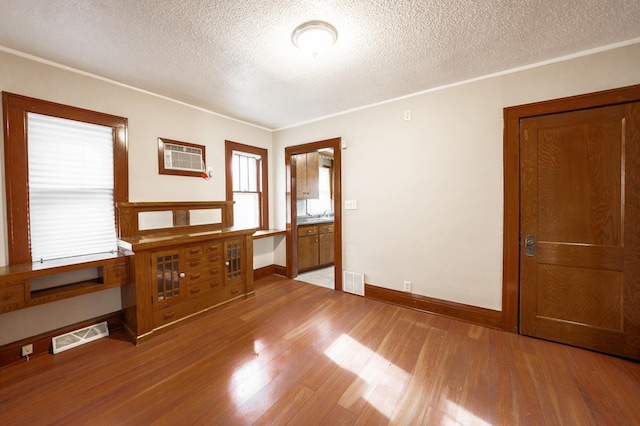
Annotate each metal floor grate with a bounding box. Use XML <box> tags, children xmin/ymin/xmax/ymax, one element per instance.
<box><xmin>52</xmin><ymin>321</ymin><xmax>109</xmax><ymax>354</ymax></box>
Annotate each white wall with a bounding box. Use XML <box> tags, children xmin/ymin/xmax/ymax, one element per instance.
<box><xmin>1</xmin><ymin>41</ymin><xmax>639</xmax><ymax>345</ymax></box>
<box><xmin>273</xmin><ymin>42</ymin><xmax>640</xmax><ymax>311</ymax></box>
<box><xmin>0</xmin><ymin>49</ymin><xmax>273</xmax><ymax>345</ymax></box>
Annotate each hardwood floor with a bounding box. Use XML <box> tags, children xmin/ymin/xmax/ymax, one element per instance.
<box><xmin>1</xmin><ymin>275</ymin><xmax>639</xmax><ymax>425</ymax></box>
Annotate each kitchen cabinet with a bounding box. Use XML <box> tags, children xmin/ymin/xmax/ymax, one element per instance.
<box><xmin>298</xmin><ymin>225</ymin><xmax>319</xmax><ymax>271</ymax></box>
<box><xmin>296</xmin><ymin>152</ymin><xmax>319</xmax><ymax>199</ymax></box>
<box><xmin>318</xmin><ymin>223</ymin><xmax>335</xmax><ymax>265</ymax></box>
<box><xmin>298</xmin><ymin>222</ymin><xmax>334</xmax><ymax>272</ymax></box>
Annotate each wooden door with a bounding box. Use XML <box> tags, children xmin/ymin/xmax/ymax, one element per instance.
<box><xmin>520</xmin><ymin>102</ymin><xmax>640</xmax><ymax>360</ymax></box>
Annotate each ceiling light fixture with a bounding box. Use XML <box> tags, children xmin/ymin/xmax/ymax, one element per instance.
<box><xmin>292</xmin><ymin>20</ymin><xmax>338</xmax><ymax>58</ymax></box>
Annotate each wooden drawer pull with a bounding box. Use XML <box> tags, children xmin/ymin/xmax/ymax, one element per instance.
<box><xmin>231</xmin><ymin>288</ymin><xmax>240</xmax><ymax>295</ymax></box>
<box><xmin>190</xmin><ymin>288</ymin><xmax>200</xmax><ymax>294</ymax></box>
<box><xmin>163</xmin><ymin>311</ymin><xmax>176</xmax><ymax>320</ymax></box>
<box><xmin>190</xmin><ymin>273</ymin><xmax>201</xmax><ymax>279</ymax></box>
<box><xmin>189</xmin><ymin>248</ymin><xmax>200</xmax><ymax>254</ymax></box>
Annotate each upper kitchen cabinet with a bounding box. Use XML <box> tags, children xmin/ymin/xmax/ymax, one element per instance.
<box><xmin>296</xmin><ymin>152</ymin><xmax>319</xmax><ymax>199</ymax></box>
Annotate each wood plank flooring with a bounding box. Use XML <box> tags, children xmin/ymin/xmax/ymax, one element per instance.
<box><xmin>1</xmin><ymin>275</ymin><xmax>639</xmax><ymax>425</ymax></box>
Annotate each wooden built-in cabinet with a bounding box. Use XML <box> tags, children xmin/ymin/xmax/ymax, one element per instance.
<box><xmin>0</xmin><ymin>255</ymin><xmax>129</xmax><ymax>314</ymax></box>
<box><xmin>297</xmin><ymin>223</ymin><xmax>334</xmax><ymax>272</ymax></box>
<box><xmin>296</xmin><ymin>152</ymin><xmax>319</xmax><ymax>199</ymax></box>
<box><xmin>117</xmin><ymin>201</ymin><xmax>255</xmax><ymax>343</ymax></box>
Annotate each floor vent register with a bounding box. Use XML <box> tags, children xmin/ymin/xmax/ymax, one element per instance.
<box><xmin>52</xmin><ymin>321</ymin><xmax>109</xmax><ymax>354</ymax></box>
<box><xmin>343</xmin><ymin>271</ymin><xmax>365</xmax><ymax>296</ymax></box>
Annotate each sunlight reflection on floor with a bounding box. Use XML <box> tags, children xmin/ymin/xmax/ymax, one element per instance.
<box><xmin>229</xmin><ymin>340</ymin><xmax>269</xmax><ymax>407</ymax></box>
<box><xmin>443</xmin><ymin>399</ymin><xmax>492</xmax><ymax>426</ymax></box>
<box><xmin>324</xmin><ymin>333</ymin><xmax>409</xmax><ymax>418</ymax></box>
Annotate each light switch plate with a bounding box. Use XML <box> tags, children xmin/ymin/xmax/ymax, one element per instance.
<box><xmin>345</xmin><ymin>200</ymin><xmax>358</xmax><ymax>210</ymax></box>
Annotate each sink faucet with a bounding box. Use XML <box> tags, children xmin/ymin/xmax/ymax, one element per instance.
<box><xmin>322</xmin><ymin>210</ymin><xmax>333</xmax><ymax>217</ymax></box>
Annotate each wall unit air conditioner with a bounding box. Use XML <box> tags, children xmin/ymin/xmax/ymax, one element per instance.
<box><xmin>158</xmin><ymin>138</ymin><xmax>206</xmax><ymax>177</ymax></box>
<box><xmin>163</xmin><ymin>142</ymin><xmax>204</xmax><ymax>172</ymax></box>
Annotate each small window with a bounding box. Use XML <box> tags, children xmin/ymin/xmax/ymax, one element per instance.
<box><xmin>225</xmin><ymin>141</ymin><xmax>268</xmax><ymax>230</ymax></box>
<box><xmin>306</xmin><ymin>155</ymin><xmax>333</xmax><ymax>215</ymax></box>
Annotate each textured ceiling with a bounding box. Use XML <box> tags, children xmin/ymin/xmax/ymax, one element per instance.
<box><xmin>0</xmin><ymin>1</ymin><xmax>639</xmax><ymax>130</ymax></box>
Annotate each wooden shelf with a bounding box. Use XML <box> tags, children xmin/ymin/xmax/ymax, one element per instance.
<box><xmin>30</xmin><ymin>279</ymin><xmax>106</xmax><ymax>305</ymax></box>
<box><xmin>253</xmin><ymin>229</ymin><xmax>287</xmax><ymax>240</ymax></box>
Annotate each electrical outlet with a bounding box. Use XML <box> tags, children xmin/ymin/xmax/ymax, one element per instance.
<box><xmin>403</xmin><ymin>281</ymin><xmax>412</xmax><ymax>292</ymax></box>
<box><xmin>22</xmin><ymin>344</ymin><xmax>33</xmax><ymax>357</ymax></box>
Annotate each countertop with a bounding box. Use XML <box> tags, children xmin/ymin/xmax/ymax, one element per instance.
<box><xmin>297</xmin><ymin>216</ymin><xmax>334</xmax><ymax>225</ymax></box>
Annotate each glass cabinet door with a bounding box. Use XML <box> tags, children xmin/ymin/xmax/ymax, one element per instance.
<box><xmin>224</xmin><ymin>239</ymin><xmax>244</xmax><ymax>286</ymax></box>
<box><xmin>154</xmin><ymin>250</ymin><xmax>182</xmax><ymax>306</ymax></box>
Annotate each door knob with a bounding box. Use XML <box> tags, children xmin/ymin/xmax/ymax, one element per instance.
<box><xmin>525</xmin><ymin>235</ymin><xmax>536</xmax><ymax>257</ymax></box>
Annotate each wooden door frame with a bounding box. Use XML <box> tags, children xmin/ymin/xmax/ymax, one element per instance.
<box><xmin>285</xmin><ymin>137</ymin><xmax>343</xmax><ymax>291</ymax></box>
<box><xmin>502</xmin><ymin>83</ymin><xmax>640</xmax><ymax>333</ymax></box>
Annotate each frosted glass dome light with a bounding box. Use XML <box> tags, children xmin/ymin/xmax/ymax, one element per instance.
<box><xmin>292</xmin><ymin>21</ymin><xmax>338</xmax><ymax>58</ymax></box>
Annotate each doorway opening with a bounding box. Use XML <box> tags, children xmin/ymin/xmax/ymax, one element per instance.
<box><xmin>285</xmin><ymin>137</ymin><xmax>342</xmax><ymax>291</ymax></box>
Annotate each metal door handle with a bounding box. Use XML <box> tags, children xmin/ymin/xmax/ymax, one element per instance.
<box><xmin>525</xmin><ymin>235</ymin><xmax>536</xmax><ymax>256</ymax></box>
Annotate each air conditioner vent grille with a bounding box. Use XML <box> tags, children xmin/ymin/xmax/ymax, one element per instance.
<box><xmin>164</xmin><ymin>142</ymin><xmax>204</xmax><ymax>172</ymax></box>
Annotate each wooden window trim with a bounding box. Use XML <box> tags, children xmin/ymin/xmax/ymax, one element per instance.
<box><xmin>2</xmin><ymin>92</ymin><xmax>129</xmax><ymax>265</ymax></box>
<box><xmin>225</xmin><ymin>140</ymin><xmax>269</xmax><ymax>230</ymax></box>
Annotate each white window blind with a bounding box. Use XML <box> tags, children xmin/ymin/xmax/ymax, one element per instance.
<box><xmin>27</xmin><ymin>112</ymin><xmax>117</xmax><ymax>262</ymax></box>
<box><xmin>232</xmin><ymin>151</ymin><xmax>261</xmax><ymax>228</ymax></box>
<box><xmin>233</xmin><ymin>192</ymin><xmax>260</xmax><ymax>228</ymax></box>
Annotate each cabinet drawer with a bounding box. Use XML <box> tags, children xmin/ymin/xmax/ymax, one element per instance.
<box><xmin>205</xmin><ymin>242</ymin><xmax>222</xmax><ymax>254</ymax></box>
<box><xmin>153</xmin><ymin>302</ymin><xmax>194</xmax><ymax>328</ymax></box>
<box><xmin>188</xmin><ymin>277</ymin><xmax>223</xmax><ymax>296</ymax></box>
<box><xmin>213</xmin><ymin>282</ymin><xmax>245</xmax><ymax>303</ymax></box>
<box><xmin>184</xmin><ymin>269</ymin><xmax>206</xmax><ymax>285</ymax></box>
<box><xmin>185</xmin><ymin>257</ymin><xmax>207</xmax><ymax>270</ymax></box>
<box><xmin>188</xmin><ymin>269</ymin><xmax>223</xmax><ymax>295</ymax></box>
<box><xmin>299</xmin><ymin>225</ymin><xmax>318</xmax><ymax>235</ymax></box>
<box><xmin>319</xmin><ymin>224</ymin><xmax>334</xmax><ymax>234</ymax></box>
<box><xmin>186</xmin><ymin>255</ymin><xmax>221</xmax><ymax>270</ymax></box>
<box><xmin>0</xmin><ymin>281</ymin><xmax>26</xmax><ymax>313</ymax></box>
<box><xmin>186</xmin><ymin>264</ymin><xmax>222</xmax><ymax>284</ymax></box>
<box><xmin>184</xmin><ymin>245</ymin><xmax>204</xmax><ymax>258</ymax></box>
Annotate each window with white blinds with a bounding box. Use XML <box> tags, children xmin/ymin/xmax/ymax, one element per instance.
<box><xmin>225</xmin><ymin>140</ymin><xmax>269</xmax><ymax>230</ymax></box>
<box><xmin>232</xmin><ymin>151</ymin><xmax>261</xmax><ymax>229</ymax></box>
<box><xmin>27</xmin><ymin>112</ymin><xmax>117</xmax><ymax>262</ymax></box>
